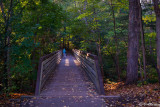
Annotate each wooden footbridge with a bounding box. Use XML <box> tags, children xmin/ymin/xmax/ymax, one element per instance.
<box><xmin>21</xmin><ymin>49</ymin><xmax>107</xmax><ymax>107</ymax></box>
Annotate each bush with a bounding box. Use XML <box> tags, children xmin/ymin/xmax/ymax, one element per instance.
<box><xmin>147</xmin><ymin>66</ymin><xmax>158</xmax><ymax>83</ymax></box>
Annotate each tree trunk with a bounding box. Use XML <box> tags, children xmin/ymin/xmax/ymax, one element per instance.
<box><xmin>153</xmin><ymin>0</ymin><xmax>160</xmax><ymax>84</ymax></box>
<box><xmin>96</xmin><ymin>42</ymin><xmax>104</xmax><ymax>80</ymax></box>
<box><xmin>92</xmin><ymin>5</ymin><xmax>104</xmax><ymax>80</ymax></box>
<box><xmin>139</xmin><ymin>2</ymin><xmax>147</xmax><ymax>80</ymax></box>
<box><xmin>156</xmin><ymin>15</ymin><xmax>160</xmax><ymax>84</ymax></box>
<box><xmin>126</xmin><ymin>0</ymin><xmax>140</xmax><ymax>84</ymax></box>
<box><xmin>110</xmin><ymin>0</ymin><xmax>120</xmax><ymax>80</ymax></box>
<box><xmin>7</xmin><ymin>35</ymin><xmax>11</xmax><ymax>88</ymax></box>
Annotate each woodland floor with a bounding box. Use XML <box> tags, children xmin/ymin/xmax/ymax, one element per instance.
<box><xmin>0</xmin><ymin>83</ymin><xmax>160</xmax><ymax>107</ymax></box>
<box><xmin>104</xmin><ymin>82</ymin><xmax>160</xmax><ymax>106</ymax></box>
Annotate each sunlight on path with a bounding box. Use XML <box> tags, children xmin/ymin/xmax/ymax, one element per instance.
<box><xmin>65</xmin><ymin>59</ymin><xmax>70</xmax><ymax>66</ymax></box>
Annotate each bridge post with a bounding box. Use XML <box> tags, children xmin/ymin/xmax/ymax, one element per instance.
<box><xmin>35</xmin><ymin>58</ymin><xmax>43</xmax><ymax>96</ymax></box>
<box><xmin>93</xmin><ymin>56</ymin><xmax>105</xmax><ymax>95</ymax></box>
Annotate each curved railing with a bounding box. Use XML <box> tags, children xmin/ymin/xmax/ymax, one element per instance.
<box><xmin>73</xmin><ymin>49</ymin><xmax>105</xmax><ymax>95</ymax></box>
<box><xmin>35</xmin><ymin>50</ymin><xmax>62</xmax><ymax>95</ymax></box>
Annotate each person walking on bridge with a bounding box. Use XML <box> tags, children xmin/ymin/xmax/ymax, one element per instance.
<box><xmin>63</xmin><ymin>48</ymin><xmax>66</xmax><ymax>58</ymax></box>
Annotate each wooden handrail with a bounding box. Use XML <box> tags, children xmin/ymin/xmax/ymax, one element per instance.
<box><xmin>35</xmin><ymin>50</ymin><xmax>62</xmax><ymax>95</ymax></box>
<box><xmin>72</xmin><ymin>49</ymin><xmax>105</xmax><ymax>95</ymax></box>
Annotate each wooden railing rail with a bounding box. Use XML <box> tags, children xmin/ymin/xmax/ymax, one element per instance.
<box><xmin>72</xmin><ymin>49</ymin><xmax>105</xmax><ymax>95</ymax></box>
<box><xmin>35</xmin><ymin>50</ymin><xmax>62</xmax><ymax>95</ymax></box>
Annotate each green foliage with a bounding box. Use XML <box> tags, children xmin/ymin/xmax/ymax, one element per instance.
<box><xmin>147</xmin><ymin>66</ymin><xmax>159</xmax><ymax>83</ymax></box>
<box><xmin>137</xmin><ymin>81</ymin><xmax>143</xmax><ymax>87</ymax></box>
<box><xmin>0</xmin><ymin>0</ymin><xmax>66</xmax><ymax>93</ymax></box>
<box><xmin>137</xmin><ymin>80</ymin><xmax>148</xmax><ymax>87</ymax></box>
<box><xmin>0</xmin><ymin>0</ymin><xmax>159</xmax><ymax>94</ymax></box>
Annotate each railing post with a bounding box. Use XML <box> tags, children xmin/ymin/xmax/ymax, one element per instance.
<box><xmin>35</xmin><ymin>58</ymin><xmax>43</xmax><ymax>96</ymax></box>
<box><xmin>94</xmin><ymin>56</ymin><xmax>105</xmax><ymax>95</ymax></box>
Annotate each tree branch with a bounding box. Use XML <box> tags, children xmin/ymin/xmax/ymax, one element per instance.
<box><xmin>0</xmin><ymin>1</ymin><xmax>6</xmax><ymax>22</ymax></box>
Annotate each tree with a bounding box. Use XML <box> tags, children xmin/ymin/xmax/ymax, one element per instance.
<box><xmin>0</xmin><ymin>0</ymin><xmax>16</xmax><ymax>90</ymax></box>
<box><xmin>110</xmin><ymin>0</ymin><xmax>120</xmax><ymax>80</ymax></box>
<box><xmin>139</xmin><ymin>1</ymin><xmax>147</xmax><ymax>81</ymax></box>
<box><xmin>126</xmin><ymin>0</ymin><xmax>141</xmax><ymax>84</ymax></box>
<box><xmin>0</xmin><ymin>0</ymin><xmax>66</xmax><ymax>93</ymax></box>
<box><xmin>152</xmin><ymin>0</ymin><xmax>160</xmax><ymax>84</ymax></box>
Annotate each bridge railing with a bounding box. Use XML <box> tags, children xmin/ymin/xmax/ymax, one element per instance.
<box><xmin>35</xmin><ymin>50</ymin><xmax>62</xmax><ymax>95</ymax></box>
<box><xmin>72</xmin><ymin>49</ymin><xmax>105</xmax><ymax>95</ymax></box>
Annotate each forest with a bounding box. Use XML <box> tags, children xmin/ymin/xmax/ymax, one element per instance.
<box><xmin>0</xmin><ymin>0</ymin><xmax>160</xmax><ymax>106</ymax></box>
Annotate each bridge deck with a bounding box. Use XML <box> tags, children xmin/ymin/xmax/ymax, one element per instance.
<box><xmin>22</xmin><ymin>55</ymin><xmax>106</xmax><ymax>107</ymax></box>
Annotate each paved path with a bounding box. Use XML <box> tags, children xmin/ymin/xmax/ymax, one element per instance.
<box><xmin>21</xmin><ymin>55</ymin><xmax>106</xmax><ymax>107</ymax></box>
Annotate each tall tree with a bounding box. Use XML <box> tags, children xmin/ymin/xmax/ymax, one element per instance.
<box><xmin>139</xmin><ymin>1</ymin><xmax>147</xmax><ymax>80</ymax></box>
<box><xmin>152</xmin><ymin>0</ymin><xmax>160</xmax><ymax>84</ymax></box>
<box><xmin>126</xmin><ymin>0</ymin><xmax>141</xmax><ymax>84</ymax></box>
<box><xmin>110</xmin><ymin>0</ymin><xmax>120</xmax><ymax>80</ymax></box>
